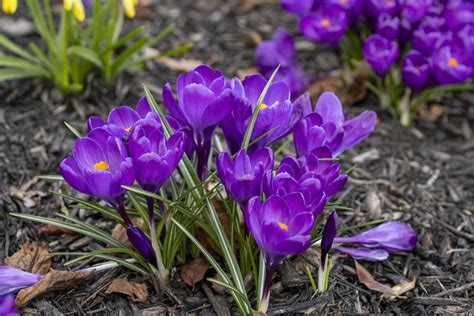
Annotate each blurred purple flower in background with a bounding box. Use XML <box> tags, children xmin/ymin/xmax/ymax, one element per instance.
<box><xmin>400</xmin><ymin>0</ymin><xmax>433</xmax><ymax>24</ymax></box>
<box><xmin>255</xmin><ymin>28</ymin><xmax>309</xmax><ymax>97</ymax></box>
<box><xmin>280</xmin><ymin>0</ymin><xmax>315</xmax><ymax>16</ymax></box>
<box><xmin>363</xmin><ymin>34</ymin><xmax>400</xmax><ymax>75</ymax></box>
<box><xmin>376</xmin><ymin>13</ymin><xmax>400</xmax><ymax>40</ymax></box>
<box><xmin>363</xmin><ymin>0</ymin><xmax>400</xmax><ymax>18</ymax></box>
<box><xmin>412</xmin><ymin>21</ymin><xmax>451</xmax><ymax>56</ymax></box>
<box><xmin>401</xmin><ymin>50</ymin><xmax>431</xmax><ymax>90</ymax></box>
<box><xmin>217</xmin><ymin>148</ymin><xmax>274</xmax><ymax>208</ymax></box>
<box><xmin>300</xmin><ymin>5</ymin><xmax>349</xmax><ymax>45</ymax></box>
<box><xmin>293</xmin><ymin>92</ymin><xmax>377</xmax><ymax>157</ymax></box>
<box><xmin>163</xmin><ymin>65</ymin><xmax>234</xmax><ymax>179</ymax></box>
<box><xmin>432</xmin><ymin>45</ymin><xmax>473</xmax><ymax>84</ymax></box>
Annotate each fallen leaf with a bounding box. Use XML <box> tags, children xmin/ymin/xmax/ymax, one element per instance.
<box><xmin>9</xmin><ymin>177</ymin><xmax>46</xmax><ymax>208</ymax></box>
<box><xmin>237</xmin><ymin>0</ymin><xmax>276</xmax><ymax>14</ymax></box>
<box><xmin>355</xmin><ymin>261</ymin><xmax>393</xmax><ymax>295</ymax></box>
<box><xmin>16</xmin><ymin>270</ymin><xmax>91</xmax><ymax>307</ymax></box>
<box><xmin>307</xmin><ymin>69</ymin><xmax>368</xmax><ymax>106</ymax></box>
<box><xmin>236</xmin><ymin>67</ymin><xmax>258</xmax><ymax>80</ymax></box>
<box><xmin>37</xmin><ymin>224</ymin><xmax>74</xmax><ymax>237</ymax></box>
<box><xmin>105</xmin><ymin>277</ymin><xmax>148</xmax><ymax>303</ymax></box>
<box><xmin>419</xmin><ymin>104</ymin><xmax>445</xmax><ymax>121</ymax></box>
<box><xmin>384</xmin><ymin>277</ymin><xmax>417</xmax><ymax>299</ymax></box>
<box><xmin>355</xmin><ymin>261</ymin><xmax>416</xmax><ymax>299</ymax></box>
<box><xmin>5</xmin><ymin>241</ymin><xmax>51</xmax><ymax>275</ymax></box>
<box><xmin>181</xmin><ymin>257</ymin><xmax>210</xmax><ymax>287</ymax></box>
<box><xmin>156</xmin><ymin>57</ymin><xmax>204</xmax><ymax>73</ymax></box>
<box><xmin>196</xmin><ymin>199</ymin><xmax>234</xmax><ymax>254</ymax></box>
<box><xmin>111</xmin><ymin>217</ymin><xmax>146</xmax><ymax>248</ymax></box>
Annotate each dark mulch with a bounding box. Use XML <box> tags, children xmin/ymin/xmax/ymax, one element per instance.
<box><xmin>1</xmin><ymin>0</ymin><xmax>473</xmax><ymax>315</ymax></box>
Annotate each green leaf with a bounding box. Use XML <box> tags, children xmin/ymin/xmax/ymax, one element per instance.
<box><xmin>64</xmin><ymin>121</ymin><xmax>82</xmax><ymax>138</ymax></box>
<box><xmin>0</xmin><ymin>35</ymin><xmax>38</xmax><ymax>63</ymax></box>
<box><xmin>0</xmin><ymin>68</ymin><xmax>41</xmax><ymax>81</ymax></box>
<box><xmin>0</xmin><ymin>55</ymin><xmax>51</xmax><ymax>78</ymax></box>
<box><xmin>69</xmin><ymin>46</ymin><xmax>104</xmax><ymax>69</ymax></box>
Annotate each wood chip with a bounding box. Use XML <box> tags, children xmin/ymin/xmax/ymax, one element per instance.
<box><xmin>37</xmin><ymin>224</ymin><xmax>74</xmax><ymax>237</ymax></box>
<box><xmin>105</xmin><ymin>277</ymin><xmax>148</xmax><ymax>303</ymax></box>
<box><xmin>16</xmin><ymin>270</ymin><xmax>91</xmax><ymax>307</ymax></box>
<box><xmin>156</xmin><ymin>57</ymin><xmax>204</xmax><ymax>72</ymax></box>
<box><xmin>5</xmin><ymin>241</ymin><xmax>51</xmax><ymax>275</ymax></box>
<box><xmin>181</xmin><ymin>257</ymin><xmax>210</xmax><ymax>287</ymax></box>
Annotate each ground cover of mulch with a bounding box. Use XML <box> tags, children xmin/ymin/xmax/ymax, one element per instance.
<box><xmin>1</xmin><ymin>0</ymin><xmax>473</xmax><ymax>314</ymax></box>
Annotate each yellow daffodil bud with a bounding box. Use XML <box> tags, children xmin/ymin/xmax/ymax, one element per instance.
<box><xmin>122</xmin><ymin>0</ymin><xmax>136</xmax><ymax>19</ymax></box>
<box><xmin>64</xmin><ymin>0</ymin><xmax>85</xmax><ymax>22</ymax></box>
<box><xmin>2</xmin><ymin>0</ymin><xmax>18</xmax><ymax>14</ymax></box>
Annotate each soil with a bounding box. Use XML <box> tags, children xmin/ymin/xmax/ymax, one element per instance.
<box><xmin>1</xmin><ymin>0</ymin><xmax>473</xmax><ymax>315</ymax></box>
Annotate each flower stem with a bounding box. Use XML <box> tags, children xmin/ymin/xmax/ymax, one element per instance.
<box><xmin>258</xmin><ymin>264</ymin><xmax>274</xmax><ymax>314</ymax></box>
<box><xmin>146</xmin><ymin>197</ymin><xmax>169</xmax><ymax>284</ymax></box>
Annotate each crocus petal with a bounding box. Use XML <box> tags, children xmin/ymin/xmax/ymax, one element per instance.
<box><xmin>315</xmin><ymin>92</ymin><xmax>344</xmax><ymax>126</ymax></box>
<box><xmin>136</xmin><ymin>96</ymin><xmax>152</xmax><ymax>118</ymax></box>
<box><xmin>108</xmin><ymin>106</ymin><xmax>141</xmax><ymax>131</ymax></box>
<box><xmin>181</xmin><ymin>84</ymin><xmax>216</xmax><ymax>130</ymax></box>
<box><xmin>126</xmin><ymin>225</ymin><xmax>157</xmax><ymax>265</ymax></box>
<box><xmin>73</xmin><ymin>137</ymin><xmax>106</xmax><ymax>171</ymax></box>
<box><xmin>334</xmin><ymin>246</ymin><xmax>389</xmax><ymax>261</ymax></box>
<box><xmin>201</xmin><ymin>90</ymin><xmax>234</xmax><ymax>127</ymax></box>
<box><xmin>59</xmin><ymin>157</ymin><xmax>91</xmax><ymax>195</ymax></box>
<box><xmin>0</xmin><ymin>266</ymin><xmax>43</xmax><ymax>295</ymax></box>
<box><xmin>0</xmin><ymin>294</ymin><xmax>17</xmax><ymax>315</ymax></box>
<box><xmin>87</xmin><ymin>116</ymin><xmax>106</xmax><ymax>131</ymax></box>
<box><xmin>335</xmin><ymin>111</ymin><xmax>377</xmax><ymax>156</ymax></box>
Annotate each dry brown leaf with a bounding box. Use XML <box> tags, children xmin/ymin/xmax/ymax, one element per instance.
<box><xmin>355</xmin><ymin>261</ymin><xmax>394</xmax><ymax>295</ymax></box>
<box><xmin>384</xmin><ymin>277</ymin><xmax>417</xmax><ymax>299</ymax></box>
<box><xmin>16</xmin><ymin>270</ymin><xmax>91</xmax><ymax>307</ymax></box>
<box><xmin>236</xmin><ymin>67</ymin><xmax>258</xmax><ymax>80</ymax></box>
<box><xmin>419</xmin><ymin>104</ymin><xmax>445</xmax><ymax>121</ymax></box>
<box><xmin>181</xmin><ymin>257</ymin><xmax>210</xmax><ymax>287</ymax></box>
<box><xmin>5</xmin><ymin>241</ymin><xmax>51</xmax><ymax>275</ymax></box>
<box><xmin>37</xmin><ymin>224</ymin><xmax>74</xmax><ymax>237</ymax></box>
<box><xmin>105</xmin><ymin>277</ymin><xmax>148</xmax><ymax>303</ymax></box>
<box><xmin>156</xmin><ymin>57</ymin><xmax>204</xmax><ymax>73</ymax></box>
<box><xmin>196</xmin><ymin>199</ymin><xmax>233</xmax><ymax>254</ymax></box>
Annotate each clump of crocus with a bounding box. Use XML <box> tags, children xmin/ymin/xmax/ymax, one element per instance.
<box><xmin>245</xmin><ymin>193</ymin><xmax>314</xmax><ymax>312</ymax></box>
<box><xmin>217</xmin><ymin>148</ymin><xmax>274</xmax><ymax>209</ymax></box>
<box><xmin>255</xmin><ymin>28</ymin><xmax>309</xmax><ymax>97</ymax></box>
<box><xmin>221</xmin><ymin>74</ymin><xmax>311</xmax><ymax>154</ymax></box>
<box><xmin>0</xmin><ymin>294</ymin><xmax>17</xmax><ymax>315</ymax></box>
<box><xmin>163</xmin><ymin>65</ymin><xmax>234</xmax><ymax>179</ymax></box>
<box><xmin>293</xmin><ymin>92</ymin><xmax>377</xmax><ymax>157</ymax></box>
<box><xmin>363</xmin><ymin>34</ymin><xmax>400</xmax><ymax>76</ymax></box>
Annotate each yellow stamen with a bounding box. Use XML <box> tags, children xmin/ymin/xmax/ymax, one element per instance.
<box><xmin>93</xmin><ymin>161</ymin><xmax>109</xmax><ymax>171</ymax></box>
<box><xmin>122</xmin><ymin>0</ymin><xmax>137</xmax><ymax>18</ymax></box>
<box><xmin>2</xmin><ymin>0</ymin><xmax>18</xmax><ymax>14</ymax></box>
<box><xmin>448</xmin><ymin>57</ymin><xmax>458</xmax><ymax>68</ymax></box>
<box><xmin>259</xmin><ymin>103</ymin><xmax>268</xmax><ymax>110</ymax></box>
<box><xmin>320</xmin><ymin>19</ymin><xmax>330</xmax><ymax>27</ymax></box>
<box><xmin>278</xmin><ymin>222</ymin><xmax>288</xmax><ymax>231</ymax></box>
<box><xmin>125</xmin><ymin>127</ymin><xmax>132</xmax><ymax>133</ymax></box>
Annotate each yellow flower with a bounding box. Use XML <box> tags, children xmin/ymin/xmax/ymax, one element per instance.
<box><xmin>2</xmin><ymin>0</ymin><xmax>18</xmax><ymax>14</ymax></box>
<box><xmin>122</xmin><ymin>0</ymin><xmax>138</xmax><ymax>19</ymax></box>
<box><xmin>63</xmin><ymin>0</ymin><xmax>85</xmax><ymax>22</ymax></box>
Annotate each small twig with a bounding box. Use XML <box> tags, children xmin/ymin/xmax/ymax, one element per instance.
<box><xmin>432</xmin><ymin>282</ymin><xmax>474</xmax><ymax>297</ymax></box>
<box><xmin>432</xmin><ymin>218</ymin><xmax>474</xmax><ymax>243</ymax></box>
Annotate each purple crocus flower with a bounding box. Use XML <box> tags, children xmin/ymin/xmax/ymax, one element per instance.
<box><xmin>363</xmin><ymin>0</ymin><xmax>400</xmax><ymax>18</ymax></box>
<box><xmin>128</xmin><ymin>116</ymin><xmax>184</xmax><ymax>194</ymax></box>
<box><xmin>255</xmin><ymin>28</ymin><xmax>309</xmax><ymax>97</ymax></box>
<box><xmin>332</xmin><ymin>0</ymin><xmax>362</xmax><ymax>24</ymax></box>
<box><xmin>0</xmin><ymin>294</ymin><xmax>17</xmax><ymax>315</ymax></box>
<box><xmin>300</xmin><ymin>5</ymin><xmax>349</xmax><ymax>45</ymax></box>
<box><xmin>59</xmin><ymin>129</ymin><xmax>157</xmax><ymax>265</ymax></box>
<box><xmin>263</xmin><ymin>155</ymin><xmax>327</xmax><ymax>217</ymax></box>
<box><xmin>163</xmin><ymin>65</ymin><xmax>234</xmax><ymax>179</ymax></box>
<box><xmin>363</xmin><ymin>34</ymin><xmax>400</xmax><ymax>75</ymax></box>
<box><xmin>401</xmin><ymin>50</ymin><xmax>432</xmax><ymax>90</ymax></box>
<box><xmin>216</xmin><ymin>148</ymin><xmax>274</xmax><ymax>208</ymax></box>
<box><xmin>432</xmin><ymin>45</ymin><xmax>473</xmax><ymax>84</ymax></box>
<box><xmin>245</xmin><ymin>193</ymin><xmax>314</xmax><ymax>269</ymax></box>
<box><xmin>376</xmin><ymin>13</ymin><xmax>399</xmax><ymax>40</ymax></box>
<box><xmin>443</xmin><ymin>1</ymin><xmax>474</xmax><ymax>31</ymax></box>
<box><xmin>0</xmin><ymin>266</ymin><xmax>43</xmax><ymax>295</ymax></box>
<box><xmin>333</xmin><ymin>221</ymin><xmax>417</xmax><ymax>261</ymax></box>
<box><xmin>87</xmin><ymin>96</ymin><xmax>152</xmax><ymax>139</ymax></box>
<box><xmin>280</xmin><ymin>0</ymin><xmax>315</xmax><ymax>16</ymax></box>
<box><xmin>293</xmin><ymin>92</ymin><xmax>377</xmax><ymax>157</ymax></box>
<box><xmin>400</xmin><ymin>0</ymin><xmax>432</xmax><ymax>23</ymax></box>
<box><xmin>412</xmin><ymin>21</ymin><xmax>452</xmax><ymax>56</ymax></box>
<box><xmin>456</xmin><ymin>24</ymin><xmax>474</xmax><ymax>56</ymax></box>
<box><xmin>221</xmin><ymin>74</ymin><xmax>311</xmax><ymax>154</ymax></box>
<box><xmin>59</xmin><ymin>129</ymin><xmax>135</xmax><ymax>206</ymax></box>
